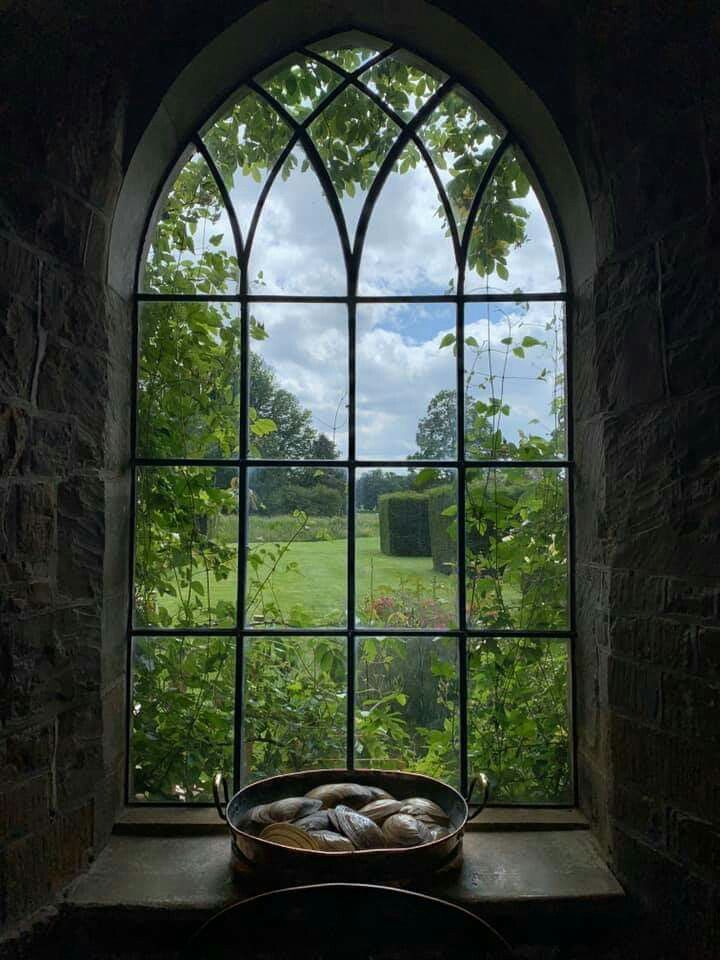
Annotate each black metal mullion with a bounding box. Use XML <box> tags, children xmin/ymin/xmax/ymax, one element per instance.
<box><xmin>194</xmin><ymin>137</ymin><xmax>244</xmax><ymax>262</ymax></box>
<box><xmin>459</xmin><ymin>134</ymin><xmax>512</xmax><ymax>266</ymax></box>
<box><xmin>136</xmin><ymin>292</ymin><xmax>568</xmax><ymax>304</ymax></box>
<box><xmin>347</xmin><ymin>295</ymin><xmax>357</xmax><ymax>771</ymax></box>
<box><xmin>248</xmin><ymin>82</ymin><xmax>353</xmax><ymax>283</ymax></box>
<box><xmin>299</xmin><ymin>45</ymin><xmax>398</xmax><ymax>85</ymax></box>
<box><xmin>131</xmin><ymin>625</ymin><xmax>572</xmax><ymax>639</ymax></box>
<box><xmin>328</xmin><ymin>70</ymin><xmax>462</xmax><ymax>270</ymax></box>
<box><xmin>135</xmin><ymin>456</ymin><xmax>570</xmax><ymax>469</ymax></box>
<box><xmin>351</xmin><ymin>79</ymin><xmax>454</xmax><ymax>268</ymax></box>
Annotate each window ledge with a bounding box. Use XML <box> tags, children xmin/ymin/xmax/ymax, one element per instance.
<box><xmin>63</xmin><ymin>818</ymin><xmax>625</xmax><ymax>950</ymax></box>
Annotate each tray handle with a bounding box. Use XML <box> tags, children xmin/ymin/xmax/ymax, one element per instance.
<box><xmin>465</xmin><ymin>772</ymin><xmax>489</xmax><ymax>822</ymax></box>
<box><xmin>213</xmin><ymin>773</ymin><xmax>229</xmax><ymax>822</ymax></box>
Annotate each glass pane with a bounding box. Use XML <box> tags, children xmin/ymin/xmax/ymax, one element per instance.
<box><xmin>242</xmin><ymin>635</ymin><xmax>347</xmax><ymax>783</ymax></box>
<box><xmin>246</xmin><ymin>467</ymin><xmax>348</xmax><ymax>627</ymax></box>
<box><xmin>257</xmin><ymin>54</ymin><xmax>341</xmax><ymax>121</ymax></box>
<box><xmin>419</xmin><ymin>88</ymin><xmax>505</xmax><ymax>238</ymax></box>
<box><xmin>248</xmin><ymin>144</ymin><xmax>345</xmax><ymax>294</ymax></box>
<box><xmin>358</xmin><ymin>143</ymin><xmax>456</xmax><ymax>295</ymax></box>
<box><xmin>468</xmin><ymin>638</ymin><xmax>571</xmax><ymax>802</ymax></box>
<box><xmin>131</xmin><ymin>635</ymin><xmax>234</xmax><ymax>802</ymax></box>
<box><xmin>308</xmin><ymin>34</ymin><xmax>389</xmax><ymax>71</ymax></box>
<box><xmin>356</xmin><ymin>468</ymin><xmax>458</xmax><ymax>629</ymax></box>
<box><xmin>202</xmin><ymin>90</ymin><xmax>292</xmax><ymax>244</ymax></box>
<box><xmin>355</xmin><ymin>635</ymin><xmax>459</xmax><ymax>787</ymax></box>
<box><xmin>249</xmin><ymin>303</ymin><xmax>348</xmax><ymax>459</ymax></box>
<box><xmin>359</xmin><ymin>51</ymin><xmax>446</xmax><ymax>121</ymax></box>
<box><xmin>136</xmin><ymin>302</ymin><xmax>240</xmax><ymax>459</ymax></box>
<box><xmin>309</xmin><ymin>86</ymin><xmax>399</xmax><ymax>242</ymax></box>
<box><xmin>465</xmin><ymin>467</ymin><xmax>568</xmax><ymax>630</ymax></box>
<box><xmin>464</xmin><ymin>301</ymin><xmax>565</xmax><ymax>459</ymax></box>
<box><xmin>141</xmin><ymin>149</ymin><xmax>238</xmax><ymax>295</ymax></box>
<box><xmin>465</xmin><ymin>147</ymin><xmax>563</xmax><ymax>294</ymax></box>
<box><xmin>356</xmin><ymin>303</ymin><xmax>456</xmax><ymax>460</ymax></box>
<box><xmin>134</xmin><ymin>467</ymin><xmax>239</xmax><ymax>629</ymax></box>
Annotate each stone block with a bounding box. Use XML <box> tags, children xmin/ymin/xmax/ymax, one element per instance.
<box><xmin>0</xmin><ymin>405</ymin><xmax>30</xmax><ymax>477</ymax></box>
<box><xmin>609</xmin><ymin>616</ymin><xmax>695</xmax><ymax>674</ymax></box>
<box><xmin>662</xmin><ymin>672</ymin><xmax>720</xmax><ymax>744</ymax></box>
<box><xmin>0</xmin><ymin>297</ymin><xmax>38</xmax><ymax>402</ymax></box>
<box><xmin>668</xmin><ymin>813</ymin><xmax>720</xmax><ymax>884</ymax></box>
<box><xmin>695</xmin><ymin>626</ymin><xmax>720</xmax><ymax>683</ymax></box>
<box><xmin>609</xmin><ymin>781</ymin><xmax>665</xmax><ymax>848</ymax></box>
<box><xmin>56</xmin><ymin>480</ymin><xmax>104</xmax><ymax>603</ymax></box>
<box><xmin>0</xmin><ymin>774</ymin><xmax>50</xmax><ymax>845</ymax></box>
<box><xmin>611</xmin><ymin>107</ymin><xmax>707</xmax><ymax>252</ymax></box>
<box><xmin>608</xmin><ymin>655</ymin><xmax>661</xmax><ymax>723</ymax></box>
<box><xmin>15</xmin><ymin>484</ymin><xmax>56</xmax><ymax>567</ymax></box>
<box><xmin>29</xmin><ymin>414</ymin><xmax>75</xmax><ymax>478</ymax></box>
<box><xmin>39</xmin><ymin>269</ymin><xmax>109</xmax><ymax>353</ymax></box>
<box><xmin>36</xmin><ymin>337</ymin><xmax>107</xmax><ymax>453</ymax></box>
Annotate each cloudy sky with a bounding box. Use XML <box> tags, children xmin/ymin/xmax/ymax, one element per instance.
<box><xmin>244</xmin><ymin>139</ymin><xmax>565</xmax><ymax>461</ymax></box>
<box><xmin>148</xmin><ymin>119</ymin><xmax>565</xmax><ymax>462</ymax></box>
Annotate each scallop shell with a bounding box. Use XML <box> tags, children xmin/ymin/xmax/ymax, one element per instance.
<box><xmin>382</xmin><ymin>813</ymin><xmax>433</xmax><ymax>847</ymax></box>
<box><xmin>293</xmin><ymin>810</ymin><xmax>333</xmax><ymax>832</ymax></box>
<box><xmin>259</xmin><ymin>823</ymin><xmax>321</xmax><ymax>850</ymax></box>
<box><xmin>329</xmin><ymin>804</ymin><xmax>386</xmax><ymax>850</ymax></box>
<box><xmin>398</xmin><ymin>797</ymin><xmax>450</xmax><ymax>825</ymax></box>
<box><xmin>358</xmin><ymin>798</ymin><xmax>403</xmax><ymax>825</ymax></box>
<box><xmin>247</xmin><ymin>797</ymin><xmax>322</xmax><ymax>826</ymax></box>
<box><xmin>307</xmin><ymin>829</ymin><xmax>354</xmax><ymax>852</ymax></box>
<box><xmin>305</xmin><ymin>782</ymin><xmax>376</xmax><ymax>809</ymax></box>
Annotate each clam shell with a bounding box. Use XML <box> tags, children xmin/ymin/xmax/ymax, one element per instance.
<box><xmin>308</xmin><ymin>829</ymin><xmax>354</xmax><ymax>852</ymax></box>
<box><xmin>247</xmin><ymin>797</ymin><xmax>322</xmax><ymax>826</ymax></box>
<box><xmin>358</xmin><ymin>798</ymin><xmax>403</xmax><ymax>825</ymax></box>
<box><xmin>259</xmin><ymin>823</ymin><xmax>321</xmax><ymax>850</ymax></box>
<box><xmin>329</xmin><ymin>804</ymin><xmax>386</xmax><ymax>850</ymax></box>
<box><xmin>293</xmin><ymin>810</ymin><xmax>333</xmax><ymax>832</ymax></box>
<box><xmin>398</xmin><ymin>797</ymin><xmax>449</xmax><ymax>825</ymax></box>
<box><xmin>382</xmin><ymin>813</ymin><xmax>433</xmax><ymax>847</ymax></box>
<box><xmin>367</xmin><ymin>786</ymin><xmax>396</xmax><ymax>801</ymax></box>
<box><xmin>305</xmin><ymin>782</ymin><xmax>377</xmax><ymax>809</ymax></box>
<box><xmin>428</xmin><ymin>824</ymin><xmax>452</xmax><ymax>841</ymax></box>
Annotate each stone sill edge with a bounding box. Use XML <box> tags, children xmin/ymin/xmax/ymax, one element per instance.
<box><xmin>115</xmin><ymin>806</ymin><xmax>589</xmax><ymax>836</ymax></box>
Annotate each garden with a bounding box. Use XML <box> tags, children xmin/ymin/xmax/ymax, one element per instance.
<box><xmin>130</xmin><ymin>45</ymin><xmax>571</xmax><ymax>809</ymax></box>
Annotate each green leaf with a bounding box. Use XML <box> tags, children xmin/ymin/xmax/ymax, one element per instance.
<box><xmin>439</xmin><ymin>333</ymin><xmax>456</xmax><ymax>349</ymax></box>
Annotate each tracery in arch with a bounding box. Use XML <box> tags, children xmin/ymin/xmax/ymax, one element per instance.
<box><xmin>131</xmin><ymin>32</ymin><xmax>571</xmax><ymax>806</ymax></box>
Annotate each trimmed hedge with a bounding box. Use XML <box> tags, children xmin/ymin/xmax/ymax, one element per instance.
<box><xmin>378</xmin><ymin>491</ymin><xmax>431</xmax><ymax>556</ymax></box>
<box><xmin>427</xmin><ymin>484</ymin><xmax>457</xmax><ymax>574</ymax></box>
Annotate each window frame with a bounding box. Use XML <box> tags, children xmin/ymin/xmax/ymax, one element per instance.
<box><xmin>126</xmin><ymin>32</ymin><xmax>575</xmax><ymax>807</ymax></box>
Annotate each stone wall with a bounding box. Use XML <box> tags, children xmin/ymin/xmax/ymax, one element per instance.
<box><xmin>0</xmin><ymin>3</ymin><xmax>130</xmax><ymax>931</ymax></box>
<box><xmin>1</xmin><ymin>1</ymin><xmax>718</xmax><ymax>956</ymax></box>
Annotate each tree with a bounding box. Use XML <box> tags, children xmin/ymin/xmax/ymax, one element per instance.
<box><xmin>249</xmin><ymin>353</ymin><xmax>316</xmax><ymax>459</ymax></box>
<box><xmin>411</xmin><ymin>388</ymin><xmax>456</xmax><ymax>460</ymax></box>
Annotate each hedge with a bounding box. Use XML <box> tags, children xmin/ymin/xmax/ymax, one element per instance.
<box><xmin>378</xmin><ymin>491</ymin><xmax>431</xmax><ymax>556</ymax></box>
<box><xmin>427</xmin><ymin>484</ymin><xmax>457</xmax><ymax>574</ymax></box>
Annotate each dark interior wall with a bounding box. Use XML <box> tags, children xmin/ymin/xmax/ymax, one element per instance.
<box><xmin>0</xmin><ymin>0</ymin><xmax>718</xmax><ymax>954</ymax></box>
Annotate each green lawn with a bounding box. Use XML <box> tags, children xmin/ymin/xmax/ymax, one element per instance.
<box><xmin>157</xmin><ymin>533</ymin><xmax>458</xmax><ymax>628</ymax></box>
<box><xmin>246</xmin><ymin>535</ymin><xmax>456</xmax><ymax>626</ymax></box>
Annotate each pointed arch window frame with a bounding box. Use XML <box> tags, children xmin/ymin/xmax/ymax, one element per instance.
<box><xmin>129</xmin><ymin>34</ymin><xmax>576</xmax><ymax>806</ymax></box>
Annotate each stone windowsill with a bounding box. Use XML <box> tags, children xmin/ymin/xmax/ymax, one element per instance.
<box><xmin>62</xmin><ymin>809</ymin><xmax>625</xmax><ymax>951</ymax></box>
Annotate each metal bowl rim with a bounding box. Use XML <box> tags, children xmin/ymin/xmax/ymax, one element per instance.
<box><xmin>225</xmin><ymin>767</ymin><xmax>468</xmax><ymax>858</ymax></box>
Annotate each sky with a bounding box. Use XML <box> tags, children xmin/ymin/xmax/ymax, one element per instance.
<box><xmin>145</xmin><ymin>92</ymin><xmax>566</xmax><ymax>462</ymax></box>
<box><xmin>244</xmin><ymin>137</ymin><xmax>565</xmax><ymax>461</ymax></box>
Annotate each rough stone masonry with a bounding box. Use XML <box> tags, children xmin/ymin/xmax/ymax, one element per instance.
<box><xmin>1</xmin><ymin>1</ymin><xmax>719</xmax><ymax>957</ymax></box>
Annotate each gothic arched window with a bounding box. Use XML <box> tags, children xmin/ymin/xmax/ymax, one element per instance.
<box><xmin>129</xmin><ymin>33</ymin><xmax>572</xmax><ymax>806</ymax></box>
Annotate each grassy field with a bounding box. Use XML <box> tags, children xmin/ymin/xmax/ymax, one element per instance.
<box><xmin>158</xmin><ymin>512</ymin><xmax>458</xmax><ymax>626</ymax></box>
<box><xmin>245</xmin><ymin>534</ymin><xmax>456</xmax><ymax>626</ymax></box>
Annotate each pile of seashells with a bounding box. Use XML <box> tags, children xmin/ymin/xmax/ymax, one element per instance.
<box><xmin>241</xmin><ymin>782</ymin><xmax>452</xmax><ymax>852</ymax></box>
